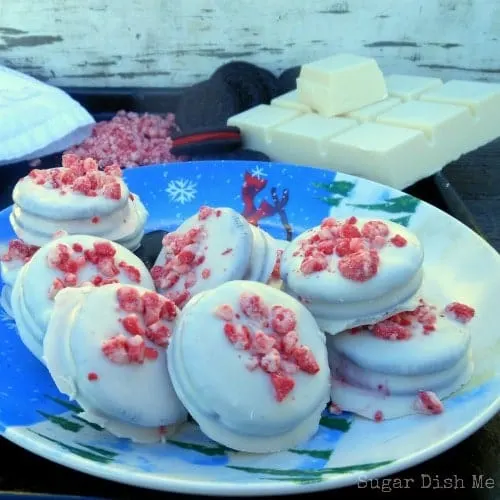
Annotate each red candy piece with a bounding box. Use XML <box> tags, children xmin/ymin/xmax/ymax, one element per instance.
<box><xmin>117</xmin><ymin>286</ymin><xmax>143</xmax><ymax>312</ymax></box>
<box><xmin>260</xmin><ymin>348</ymin><xmax>281</xmax><ymax>373</ymax></box>
<box><xmin>97</xmin><ymin>257</ymin><xmax>120</xmax><ymax>277</ymax></box>
<box><xmin>270</xmin><ymin>305</ymin><xmax>297</xmax><ymax>335</ymax></box>
<box><xmin>239</xmin><ymin>292</ymin><xmax>269</xmax><ymax>321</ymax></box>
<box><xmin>103</xmin><ymin>182</ymin><xmax>122</xmax><ymax>200</ymax></box>
<box><xmin>292</xmin><ymin>345</ymin><xmax>320</xmax><ymax>374</ymax></box>
<box><xmin>160</xmin><ymin>299</ymin><xmax>178</xmax><ymax>321</ymax></box>
<box><xmin>271</xmin><ymin>373</ymin><xmax>295</xmax><ymax>402</ymax></box>
<box><xmin>215</xmin><ymin>304</ymin><xmax>234</xmax><ymax>321</ymax></box>
<box><xmin>338</xmin><ymin>249</ymin><xmax>379</xmax><ymax>282</ymax></box>
<box><xmin>374</xmin><ymin>410</ymin><xmax>384</xmax><ymax>422</ymax></box>
<box><xmin>390</xmin><ymin>235</ymin><xmax>407</xmax><ymax>247</ymax></box>
<box><xmin>122</xmin><ymin>314</ymin><xmax>145</xmax><ymax>336</ymax></box>
<box><xmin>142</xmin><ymin>291</ymin><xmax>164</xmax><ymax>326</ymax></box>
<box><xmin>224</xmin><ymin>323</ymin><xmax>252</xmax><ymax>350</ymax></box>
<box><xmin>94</xmin><ymin>241</ymin><xmax>116</xmax><ymax>257</ymax></box>
<box><xmin>253</xmin><ymin>331</ymin><xmax>276</xmax><ymax>354</ymax></box>
<box><xmin>444</xmin><ymin>302</ymin><xmax>475</xmax><ymax>324</ymax></box>
<box><xmin>118</xmin><ymin>261</ymin><xmax>141</xmax><ymax>283</ymax></box>
<box><xmin>146</xmin><ymin>321</ymin><xmax>171</xmax><ymax>347</ymax></box>
<box><xmin>361</xmin><ymin>221</ymin><xmax>389</xmax><ymax>240</ymax></box>
<box><xmin>371</xmin><ymin>321</ymin><xmax>412</xmax><ymax>341</ymax></box>
<box><xmin>1</xmin><ymin>239</ymin><xmax>39</xmax><ymax>263</ymax></box>
<box><xmin>300</xmin><ymin>255</ymin><xmax>328</xmax><ymax>275</ymax></box>
<box><xmin>198</xmin><ymin>206</ymin><xmax>214</xmax><ymax>220</ymax></box>
<box><xmin>415</xmin><ymin>391</ymin><xmax>444</xmax><ymax>415</ymax></box>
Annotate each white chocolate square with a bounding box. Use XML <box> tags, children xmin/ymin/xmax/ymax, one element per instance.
<box><xmin>326</xmin><ymin>122</ymin><xmax>441</xmax><ymax>189</ymax></box>
<box><xmin>271</xmin><ymin>90</ymin><xmax>311</xmax><ymax>113</ymax></box>
<box><xmin>420</xmin><ymin>80</ymin><xmax>500</xmax><ymax>149</ymax></box>
<box><xmin>344</xmin><ymin>97</ymin><xmax>402</xmax><ymax>123</ymax></box>
<box><xmin>270</xmin><ymin>114</ymin><xmax>357</xmax><ymax>166</ymax></box>
<box><xmin>385</xmin><ymin>74</ymin><xmax>443</xmax><ymax>101</ymax></box>
<box><xmin>227</xmin><ymin>104</ymin><xmax>302</xmax><ymax>152</ymax></box>
<box><xmin>375</xmin><ymin>100</ymin><xmax>473</xmax><ymax>161</ymax></box>
<box><xmin>296</xmin><ymin>54</ymin><xmax>387</xmax><ymax>117</ymax></box>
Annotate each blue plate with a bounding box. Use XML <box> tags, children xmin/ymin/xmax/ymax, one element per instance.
<box><xmin>0</xmin><ymin>161</ymin><xmax>499</xmax><ymax>496</ymax></box>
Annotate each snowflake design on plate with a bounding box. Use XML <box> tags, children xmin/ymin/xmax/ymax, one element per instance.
<box><xmin>165</xmin><ymin>178</ymin><xmax>197</xmax><ymax>205</ymax></box>
<box><xmin>250</xmin><ymin>165</ymin><xmax>267</xmax><ymax>180</ymax></box>
<box><xmin>0</xmin><ymin>309</ymin><xmax>16</xmax><ymax>330</ymax></box>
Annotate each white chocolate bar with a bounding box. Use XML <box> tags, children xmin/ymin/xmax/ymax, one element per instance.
<box><xmin>270</xmin><ymin>114</ymin><xmax>357</xmax><ymax>166</ymax></box>
<box><xmin>375</xmin><ymin>100</ymin><xmax>473</xmax><ymax>161</ymax></box>
<box><xmin>227</xmin><ymin>104</ymin><xmax>303</xmax><ymax>152</ymax></box>
<box><xmin>343</xmin><ymin>97</ymin><xmax>401</xmax><ymax>123</ymax></box>
<box><xmin>325</xmin><ymin>123</ymin><xmax>441</xmax><ymax>189</ymax></box>
<box><xmin>296</xmin><ymin>54</ymin><xmax>387</xmax><ymax>117</ymax></box>
<box><xmin>385</xmin><ymin>74</ymin><xmax>443</xmax><ymax>101</ymax></box>
<box><xmin>228</xmin><ymin>72</ymin><xmax>500</xmax><ymax>189</ymax></box>
<box><xmin>271</xmin><ymin>90</ymin><xmax>311</xmax><ymax>113</ymax></box>
<box><xmin>419</xmin><ymin>80</ymin><xmax>500</xmax><ymax>151</ymax></box>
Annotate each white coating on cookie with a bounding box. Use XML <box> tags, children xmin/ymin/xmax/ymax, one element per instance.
<box><xmin>167</xmin><ymin>280</ymin><xmax>330</xmax><ymax>453</ymax></box>
<box><xmin>12</xmin><ymin>170</ymin><xmax>129</xmax><ymax>219</ymax></box>
<box><xmin>0</xmin><ymin>285</ymin><xmax>13</xmax><ymax>317</ymax></box>
<box><xmin>0</xmin><ymin>258</ymin><xmax>24</xmax><ymax>317</ymax></box>
<box><xmin>326</xmin><ymin>306</ymin><xmax>474</xmax><ymax>420</ymax></box>
<box><xmin>11</xmin><ymin>235</ymin><xmax>154</xmax><ymax>360</ymax></box>
<box><xmin>280</xmin><ymin>218</ymin><xmax>423</xmax><ymax>303</ymax></box>
<box><xmin>10</xmin><ymin>195</ymin><xmax>147</xmax><ymax>251</ymax></box>
<box><xmin>244</xmin><ymin>225</ymin><xmax>267</xmax><ymax>281</ymax></box>
<box><xmin>286</xmin><ymin>269</ymin><xmax>423</xmax><ymax>335</ymax></box>
<box><xmin>154</xmin><ymin>208</ymin><xmax>253</xmax><ymax>296</ymax></box>
<box><xmin>329</xmin><ymin>358</ymin><xmax>473</xmax><ymax>420</ymax></box>
<box><xmin>329</xmin><ymin>312</ymin><xmax>471</xmax><ymax>375</ymax></box>
<box><xmin>43</xmin><ymin>285</ymin><xmax>187</xmax><ymax>440</ymax></box>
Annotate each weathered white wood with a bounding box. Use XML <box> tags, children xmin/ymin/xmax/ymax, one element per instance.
<box><xmin>0</xmin><ymin>0</ymin><xmax>499</xmax><ymax>87</ymax></box>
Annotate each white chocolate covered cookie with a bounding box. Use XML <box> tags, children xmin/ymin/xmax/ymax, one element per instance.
<box><xmin>167</xmin><ymin>280</ymin><xmax>330</xmax><ymax>453</ymax></box>
<box><xmin>43</xmin><ymin>284</ymin><xmax>187</xmax><ymax>442</ymax></box>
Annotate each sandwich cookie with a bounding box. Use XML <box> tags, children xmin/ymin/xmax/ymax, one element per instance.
<box><xmin>43</xmin><ymin>284</ymin><xmax>187</xmax><ymax>443</ymax></box>
<box><xmin>167</xmin><ymin>280</ymin><xmax>330</xmax><ymax>452</ymax></box>
<box><xmin>151</xmin><ymin>206</ymin><xmax>284</xmax><ymax>308</ymax></box>
<box><xmin>328</xmin><ymin>299</ymin><xmax>476</xmax><ymax>420</ymax></box>
<box><xmin>10</xmin><ymin>155</ymin><xmax>147</xmax><ymax>251</ymax></box>
<box><xmin>280</xmin><ymin>217</ymin><xmax>424</xmax><ymax>335</ymax></box>
<box><xmin>0</xmin><ymin>239</ymin><xmax>39</xmax><ymax>316</ymax></box>
<box><xmin>11</xmin><ymin>234</ymin><xmax>154</xmax><ymax>361</ymax></box>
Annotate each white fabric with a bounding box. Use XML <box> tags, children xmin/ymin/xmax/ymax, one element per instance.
<box><xmin>0</xmin><ymin>65</ymin><xmax>95</xmax><ymax>165</ymax></box>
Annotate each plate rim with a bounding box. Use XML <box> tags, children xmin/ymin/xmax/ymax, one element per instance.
<box><xmin>1</xmin><ymin>160</ymin><xmax>499</xmax><ymax>496</ymax></box>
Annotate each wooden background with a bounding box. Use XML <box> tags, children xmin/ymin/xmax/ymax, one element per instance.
<box><xmin>0</xmin><ymin>0</ymin><xmax>499</xmax><ymax>87</ymax></box>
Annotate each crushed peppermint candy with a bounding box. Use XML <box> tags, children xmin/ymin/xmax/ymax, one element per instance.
<box><xmin>0</xmin><ymin>239</ymin><xmax>39</xmax><ymax>264</ymax></box>
<box><xmin>367</xmin><ymin>299</ymin><xmax>437</xmax><ymax>340</ymax></box>
<box><xmin>150</xmin><ymin>206</ymin><xmax>223</xmax><ymax>308</ymax></box>
<box><xmin>102</xmin><ymin>287</ymin><xmax>179</xmax><ymax>365</ymax></box>
<box><xmin>26</xmin><ymin>155</ymin><xmax>123</xmax><ymax>200</ymax></box>
<box><xmin>214</xmin><ymin>292</ymin><xmax>321</xmax><ymax>402</ymax></box>
<box><xmin>414</xmin><ymin>390</ymin><xmax>444</xmax><ymax>415</ymax></box>
<box><xmin>270</xmin><ymin>249</ymin><xmax>284</xmax><ymax>282</ymax></box>
<box><xmin>444</xmin><ymin>302</ymin><xmax>475</xmax><ymax>324</ymax></box>
<box><xmin>63</xmin><ymin>111</ymin><xmax>180</xmax><ymax>169</ymax></box>
<box><xmin>46</xmin><ymin>240</ymin><xmax>141</xmax><ymax>299</ymax></box>
<box><xmin>295</xmin><ymin>217</ymin><xmax>408</xmax><ymax>282</ymax></box>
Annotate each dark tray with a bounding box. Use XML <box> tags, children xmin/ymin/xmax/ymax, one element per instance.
<box><xmin>0</xmin><ymin>88</ymin><xmax>494</xmax><ymax>500</ymax></box>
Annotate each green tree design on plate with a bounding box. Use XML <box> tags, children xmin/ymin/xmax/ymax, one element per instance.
<box><xmin>313</xmin><ymin>181</ymin><xmax>356</xmax><ymax>207</ymax></box>
<box><xmin>348</xmin><ymin>195</ymin><xmax>420</xmax><ymax>214</ymax></box>
<box><xmin>35</xmin><ymin>397</ymin><xmax>358</xmax><ymax>477</ymax></box>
